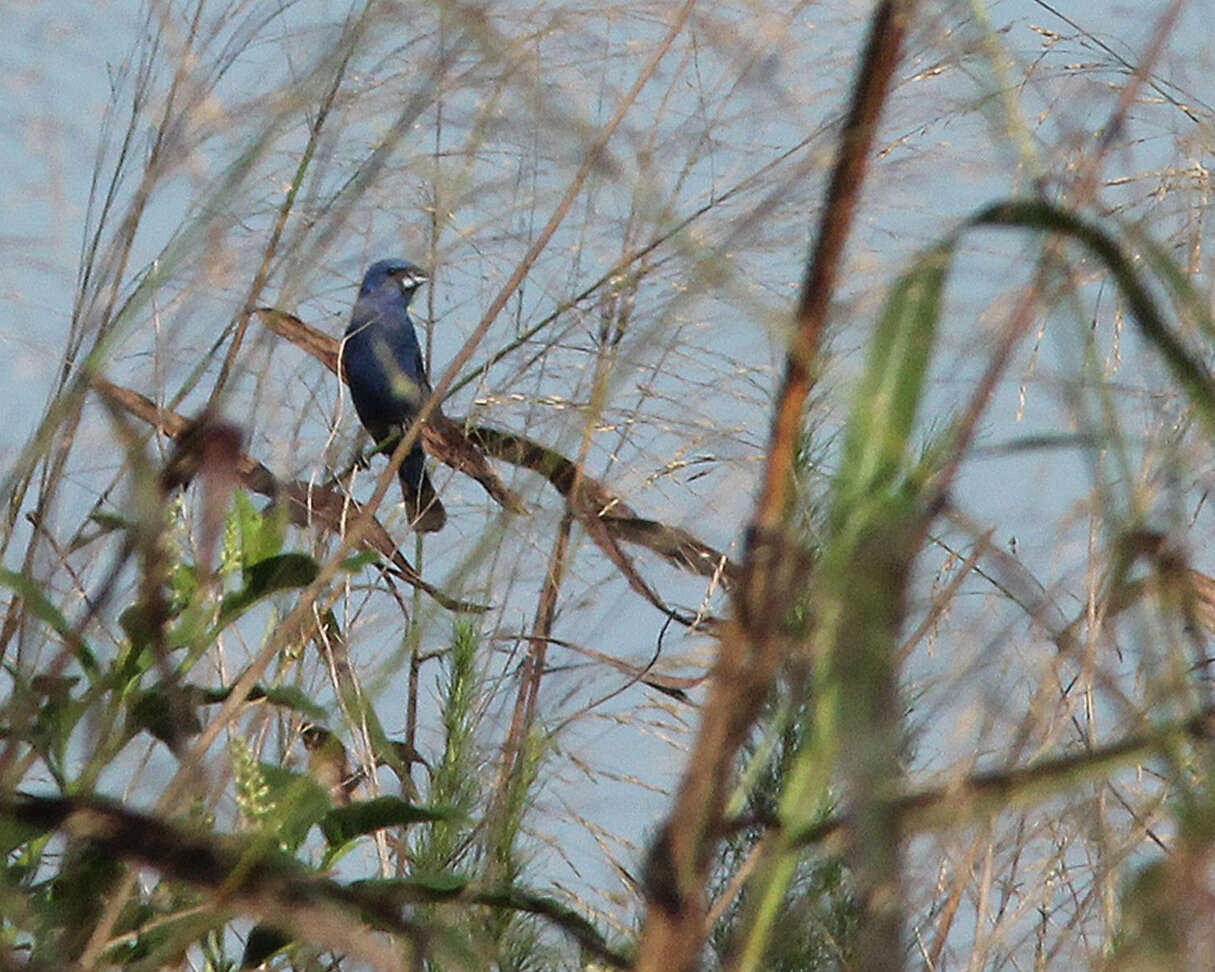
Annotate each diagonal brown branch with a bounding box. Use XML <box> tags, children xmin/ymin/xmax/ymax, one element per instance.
<box><xmin>91</xmin><ymin>378</ymin><xmax>485</xmax><ymax>614</ymax></box>
<box><xmin>5</xmin><ymin>792</ymin><xmax>632</xmax><ymax>970</ymax></box>
<box><xmin>255</xmin><ymin>308</ymin><xmax>740</xmax><ymax>612</ymax></box>
<box><xmin>775</xmin><ymin>703</ymin><xmax>1215</xmax><ymax>850</ymax></box>
<box><xmin>256</xmin><ymin>307</ymin><xmax>528</xmax><ymax>516</ymax></box>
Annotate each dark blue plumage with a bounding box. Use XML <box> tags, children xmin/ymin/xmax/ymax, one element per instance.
<box><xmin>341</xmin><ymin>258</ymin><xmax>446</xmax><ymax>532</ymax></box>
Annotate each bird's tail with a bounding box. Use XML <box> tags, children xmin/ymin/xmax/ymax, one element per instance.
<box><xmin>400</xmin><ymin>449</ymin><xmax>446</xmax><ymax>533</ymax></box>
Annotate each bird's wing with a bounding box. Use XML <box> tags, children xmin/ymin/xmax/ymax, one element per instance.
<box><xmin>414</xmin><ymin>344</ymin><xmax>434</xmax><ymax>399</ymax></box>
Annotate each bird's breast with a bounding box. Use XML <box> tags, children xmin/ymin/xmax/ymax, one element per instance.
<box><xmin>342</xmin><ymin>326</ymin><xmax>424</xmax><ymax>429</ymax></box>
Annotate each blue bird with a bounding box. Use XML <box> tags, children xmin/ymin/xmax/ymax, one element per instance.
<box><xmin>341</xmin><ymin>258</ymin><xmax>446</xmax><ymax>533</ymax></box>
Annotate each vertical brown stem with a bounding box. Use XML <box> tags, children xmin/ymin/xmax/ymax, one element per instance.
<box><xmin>489</xmin><ymin>508</ymin><xmax>574</xmax><ymax>876</ymax></box>
<box><xmin>505</xmin><ymin>510</ymin><xmax>575</xmax><ymax>760</ymax></box>
<box><xmin>636</xmin><ymin>3</ymin><xmax>918</xmax><ymax>969</ymax></box>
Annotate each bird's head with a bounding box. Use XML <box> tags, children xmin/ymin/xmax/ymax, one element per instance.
<box><xmin>359</xmin><ymin>258</ymin><xmax>428</xmax><ymax>301</ymax></box>
<box><xmin>300</xmin><ymin>723</ymin><xmax>332</xmax><ymax>751</ymax></box>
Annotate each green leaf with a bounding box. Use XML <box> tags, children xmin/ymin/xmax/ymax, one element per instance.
<box><xmin>0</xmin><ymin>569</ymin><xmax>98</xmax><ymax>678</ymax></box>
<box><xmin>351</xmin><ymin>872</ymin><xmax>470</xmax><ymax>904</ymax></box>
<box><xmin>168</xmin><ymin>562</ymin><xmax>198</xmax><ymax>611</ymax></box>
<box><xmin>321</xmin><ymin>796</ymin><xmax>459</xmax><ymax>847</ymax></box>
<box><xmin>339</xmin><ymin>550</ymin><xmax>381</xmax><ymax>573</ymax></box>
<box><xmin>0</xmin><ymin>810</ymin><xmax>55</xmax><ymax>858</ymax></box>
<box><xmin>119</xmin><ymin>600</ymin><xmax>194</xmax><ymax>655</ymax></box>
<box><xmin>218</xmin><ymin>553</ymin><xmax>319</xmax><ymax>625</ymax></box>
<box><xmin>233</xmin><ymin>490</ymin><xmax>287</xmax><ymax>568</ymax></box>
<box><xmin>241</xmin><ymin>923</ymin><xmax>291</xmax><ymax>968</ymax></box>
<box><xmin>125</xmin><ymin>686</ymin><xmax>205</xmax><ymax>750</ymax></box>
<box><xmin>247</xmin><ymin>684</ymin><xmax>327</xmax><ymax>720</ymax></box>
<box><xmin>836</xmin><ymin>243</ymin><xmax>948</xmax><ymax>505</ymax></box>
<box><xmin>243</xmin><ymin>552</ymin><xmax>319</xmax><ymax>593</ymax></box>
<box><xmin>118</xmin><ymin>604</ymin><xmax>153</xmax><ymax>652</ymax></box>
<box><xmin>66</xmin><ymin>511</ymin><xmax>131</xmax><ymax>553</ymax></box>
<box><xmin>255</xmin><ymin>764</ymin><xmax>334</xmax><ymax>851</ymax></box>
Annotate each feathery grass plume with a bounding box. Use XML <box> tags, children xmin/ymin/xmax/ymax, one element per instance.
<box><xmin>230</xmin><ymin>735</ymin><xmax>277</xmax><ymax>838</ymax></box>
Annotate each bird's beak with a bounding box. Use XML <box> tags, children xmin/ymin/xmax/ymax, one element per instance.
<box><xmin>398</xmin><ymin>267</ymin><xmax>429</xmax><ymax>291</ymax></box>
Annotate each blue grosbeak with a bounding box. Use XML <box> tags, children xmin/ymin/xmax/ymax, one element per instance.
<box><xmin>341</xmin><ymin>259</ymin><xmax>446</xmax><ymax>532</ymax></box>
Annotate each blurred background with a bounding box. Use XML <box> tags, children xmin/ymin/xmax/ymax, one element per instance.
<box><xmin>4</xmin><ymin>0</ymin><xmax>1215</xmax><ymax>967</ymax></box>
